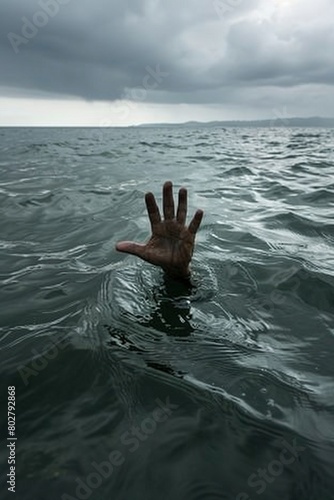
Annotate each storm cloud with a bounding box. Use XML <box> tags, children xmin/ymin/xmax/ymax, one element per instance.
<box><xmin>0</xmin><ymin>0</ymin><xmax>333</xmax><ymax>121</ymax></box>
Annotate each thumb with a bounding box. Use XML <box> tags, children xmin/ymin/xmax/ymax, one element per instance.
<box><xmin>115</xmin><ymin>241</ymin><xmax>146</xmax><ymax>258</ymax></box>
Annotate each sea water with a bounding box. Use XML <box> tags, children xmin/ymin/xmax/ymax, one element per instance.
<box><xmin>0</xmin><ymin>126</ymin><xmax>334</xmax><ymax>499</ymax></box>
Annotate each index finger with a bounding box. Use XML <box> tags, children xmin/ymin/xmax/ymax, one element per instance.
<box><xmin>145</xmin><ymin>192</ymin><xmax>161</xmax><ymax>229</ymax></box>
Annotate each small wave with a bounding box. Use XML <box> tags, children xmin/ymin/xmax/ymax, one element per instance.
<box><xmin>18</xmin><ymin>191</ymin><xmax>55</xmax><ymax>207</ymax></box>
<box><xmin>210</xmin><ymin>227</ymin><xmax>269</xmax><ymax>252</ymax></box>
<box><xmin>262</xmin><ymin>181</ymin><xmax>296</xmax><ymax>199</ymax></box>
<box><xmin>291</xmin><ymin>133</ymin><xmax>322</xmax><ymax>140</ymax></box>
<box><xmin>262</xmin><ymin>211</ymin><xmax>334</xmax><ymax>238</ymax></box>
<box><xmin>287</xmin><ymin>142</ymin><xmax>313</xmax><ymax>150</ymax></box>
<box><xmin>186</xmin><ymin>155</ymin><xmax>215</xmax><ymax>161</ymax></box>
<box><xmin>308</xmin><ymin>160</ymin><xmax>334</xmax><ymax>169</ymax></box>
<box><xmin>291</xmin><ymin>161</ymin><xmax>312</xmax><ymax>172</ymax></box>
<box><xmin>139</xmin><ymin>141</ymin><xmax>186</xmax><ymax>150</ymax></box>
<box><xmin>278</xmin><ymin>268</ymin><xmax>334</xmax><ymax>314</ymax></box>
<box><xmin>194</xmin><ymin>142</ymin><xmax>211</xmax><ymax>147</ymax></box>
<box><xmin>79</xmin><ymin>187</ymin><xmax>115</xmax><ymax>196</ymax></box>
<box><xmin>99</xmin><ymin>150</ymin><xmax>118</xmax><ymax>158</ymax></box>
<box><xmin>297</xmin><ymin>188</ymin><xmax>334</xmax><ymax>205</ymax></box>
<box><xmin>224</xmin><ymin>166</ymin><xmax>253</xmax><ymax>177</ymax></box>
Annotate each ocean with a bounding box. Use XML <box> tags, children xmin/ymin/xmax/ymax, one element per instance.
<box><xmin>0</xmin><ymin>126</ymin><xmax>334</xmax><ymax>500</ymax></box>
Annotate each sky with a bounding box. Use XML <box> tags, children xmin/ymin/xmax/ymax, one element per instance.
<box><xmin>0</xmin><ymin>0</ymin><xmax>333</xmax><ymax>126</ymax></box>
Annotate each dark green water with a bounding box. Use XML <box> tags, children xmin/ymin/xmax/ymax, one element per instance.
<box><xmin>1</xmin><ymin>126</ymin><xmax>334</xmax><ymax>500</ymax></box>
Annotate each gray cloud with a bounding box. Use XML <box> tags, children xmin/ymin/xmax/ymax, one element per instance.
<box><xmin>0</xmin><ymin>0</ymin><xmax>333</xmax><ymax>115</ymax></box>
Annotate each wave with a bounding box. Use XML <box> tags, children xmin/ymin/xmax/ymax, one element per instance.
<box><xmin>261</xmin><ymin>211</ymin><xmax>334</xmax><ymax>238</ymax></box>
<box><xmin>277</xmin><ymin>268</ymin><xmax>334</xmax><ymax>314</ymax></box>
<box><xmin>296</xmin><ymin>188</ymin><xmax>334</xmax><ymax>205</ymax></box>
<box><xmin>139</xmin><ymin>141</ymin><xmax>187</xmax><ymax>150</ymax></box>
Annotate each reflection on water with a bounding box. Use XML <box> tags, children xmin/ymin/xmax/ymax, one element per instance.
<box><xmin>143</xmin><ymin>275</ymin><xmax>195</xmax><ymax>337</ymax></box>
<box><xmin>1</xmin><ymin>126</ymin><xmax>334</xmax><ymax>499</ymax></box>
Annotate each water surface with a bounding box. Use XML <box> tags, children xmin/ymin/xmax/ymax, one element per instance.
<box><xmin>1</xmin><ymin>126</ymin><xmax>334</xmax><ymax>499</ymax></box>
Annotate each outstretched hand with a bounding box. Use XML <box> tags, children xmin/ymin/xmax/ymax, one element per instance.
<box><xmin>116</xmin><ymin>181</ymin><xmax>203</xmax><ymax>279</ymax></box>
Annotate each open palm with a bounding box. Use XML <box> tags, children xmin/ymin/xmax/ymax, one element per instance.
<box><xmin>116</xmin><ymin>181</ymin><xmax>203</xmax><ymax>278</ymax></box>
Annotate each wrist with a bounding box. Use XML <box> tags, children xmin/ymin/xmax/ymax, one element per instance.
<box><xmin>162</xmin><ymin>265</ymin><xmax>191</xmax><ymax>281</ymax></box>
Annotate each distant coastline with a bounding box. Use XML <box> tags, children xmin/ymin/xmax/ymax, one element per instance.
<box><xmin>2</xmin><ymin>117</ymin><xmax>334</xmax><ymax>129</ymax></box>
<box><xmin>137</xmin><ymin>117</ymin><xmax>334</xmax><ymax>129</ymax></box>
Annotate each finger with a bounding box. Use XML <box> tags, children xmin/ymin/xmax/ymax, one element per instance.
<box><xmin>163</xmin><ymin>181</ymin><xmax>175</xmax><ymax>220</ymax></box>
<box><xmin>116</xmin><ymin>241</ymin><xmax>146</xmax><ymax>258</ymax></box>
<box><xmin>176</xmin><ymin>187</ymin><xmax>187</xmax><ymax>225</ymax></box>
<box><xmin>188</xmin><ymin>209</ymin><xmax>204</xmax><ymax>235</ymax></box>
<box><xmin>145</xmin><ymin>192</ymin><xmax>161</xmax><ymax>229</ymax></box>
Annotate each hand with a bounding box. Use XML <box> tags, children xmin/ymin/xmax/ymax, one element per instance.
<box><xmin>116</xmin><ymin>181</ymin><xmax>203</xmax><ymax>279</ymax></box>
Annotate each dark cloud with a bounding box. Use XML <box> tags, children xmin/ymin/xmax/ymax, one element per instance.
<box><xmin>0</xmin><ymin>0</ymin><xmax>333</xmax><ymax>114</ymax></box>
